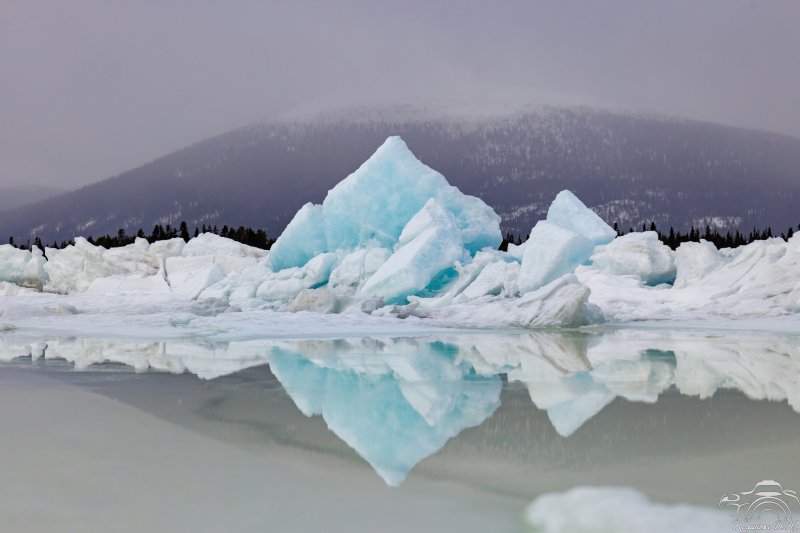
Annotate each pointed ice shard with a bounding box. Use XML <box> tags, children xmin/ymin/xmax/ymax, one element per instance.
<box><xmin>360</xmin><ymin>199</ymin><xmax>466</xmax><ymax>303</ymax></box>
<box><xmin>267</xmin><ymin>136</ymin><xmax>502</xmax><ymax>272</ymax></box>
<box><xmin>545</xmin><ymin>190</ymin><xmax>616</xmax><ymax>246</ymax></box>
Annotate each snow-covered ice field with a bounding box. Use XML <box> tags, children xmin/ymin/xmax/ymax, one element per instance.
<box><xmin>2</xmin><ymin>136</ymin><xmax>800</xmax><ymax>342</ymax></box>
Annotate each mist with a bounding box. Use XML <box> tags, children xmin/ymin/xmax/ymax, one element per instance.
<box><xmin>1</xmin><ymin>0</ymin><xmax>798</xmax><ymax>190</ymax></box>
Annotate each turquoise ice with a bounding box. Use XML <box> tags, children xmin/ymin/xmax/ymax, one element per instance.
<box><xmin>267</xmin><ymin>136</ymin><xmax>502</xmax><ymax>271</ymax></box>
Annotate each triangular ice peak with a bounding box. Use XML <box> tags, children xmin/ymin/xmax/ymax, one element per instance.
<box><xmin>267</xmin><ymin>136</ymin><xmax>501</xmax><ymax>271</ymax></box>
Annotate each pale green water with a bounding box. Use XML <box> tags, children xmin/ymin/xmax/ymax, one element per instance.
<box><xmin>0</xmin><ymin>330</ymin><xmax>798</xmax><ymax>532</ymax></box>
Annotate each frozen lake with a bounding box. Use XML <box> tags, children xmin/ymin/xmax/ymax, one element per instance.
<box><xmin>1</xmin><ymin>329</ymin><xmax>799</xmax><ymax>532</ymax></box>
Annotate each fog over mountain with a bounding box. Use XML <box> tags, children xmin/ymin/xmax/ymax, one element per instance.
<box><xmin>2</xmin><ymin>103</ymin><xmax>798</xmax><ymax>245</ymax></box>
<box><xmin>2</xmin><ymin>1</ymin><xmax>799</xmax><ymax>192</ymax></box>
<box><xmin>0</xmin><ymin>185</ymin><xmax>64</xmax><ymax>213</ymax></box>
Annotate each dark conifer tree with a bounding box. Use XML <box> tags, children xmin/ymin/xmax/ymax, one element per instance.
<box><xmin>179</xmin><ymin>221</ymin><xmax>190</xmax><ymax>241</ymax></box>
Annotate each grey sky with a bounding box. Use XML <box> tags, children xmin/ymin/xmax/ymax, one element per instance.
<box><xmin>1</xmin><ymin>0</ymin><xmax>798</xmax><ymax>190</ymax></box>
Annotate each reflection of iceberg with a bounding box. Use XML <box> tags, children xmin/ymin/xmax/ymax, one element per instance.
<box><xmin>507</xmin><ymin>330</ymin><xmax>800</xmax><ymax>435</ymax></box>
<box><xmin>267</xmin><ymin>341</ymin><xmax>502</xmax><ymax>486</ymax></box>
<box><xmin>3</xmin><ymin>328</ymin><xmax>800</xmax><ymax>466</ymax></box>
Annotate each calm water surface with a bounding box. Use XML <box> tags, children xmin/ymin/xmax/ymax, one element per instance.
<box><xmin>0</xmin><ymin>329</ymin><xmax>798</xmax><ymax>532</ymax></box>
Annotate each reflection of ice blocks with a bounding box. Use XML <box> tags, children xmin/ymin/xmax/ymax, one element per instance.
<box><xmin>268</xmin><ymin>344</ymin><xmax>501</xmax><ymax>486</ymax></box>
<box><xmin>3</xmin><ymin>328</ymin><xmax>800</xmax><ymax>456</ymax></box>
<box><xmin>267</xmin><ymin>136</ymin><xmax>501</xmax><ymax>272</ymax></box>
<box><xmin>511</xmin><ymin>353</ymin><xmax>613</xmax><ymax>437</ymax></box>
<box><xmin>546</xmin><ymin>382</ymin><xmax>616</xmax><ymax>437</ymax></box>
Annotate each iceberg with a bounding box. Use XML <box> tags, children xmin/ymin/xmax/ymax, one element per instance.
<box><xmin>458</xmin><ymin>258</ymin><xmax>518</xmax><ymax>300</ymax></box>
<box><xmin>545</xmin><ymin>190</ymin><xmax>617</xmax><ymax>246</ymax></box>
<box><xmin>516</xmin><ymin>190</ymin><xmax>614</xmax><ymax>294</ymax></box>
<box><xmin>0</xmin><ymin>245</ymin><xmax>47</xmax><ymax>289</ymax></box>
<box><xmin>673</xmin><ymin>239</ymin><xmax>724</xmax><ymax>288</ymax></box>
<box><xmin>590</xmin><ymin>231</ymin><xmax>676</xmax><ymax>285</ymax></box>
<box><xmin>0</xmin><ymin>136</ymin><xmax>617</xmax><ymax>328</ymax></box>
<box><xmin>410</xmin><ymin>274</ymin><xmax>602</xmax><ymax>329</ymax></box>
<box><xmin>328</xmin><ymin>247</ymin><xmax>392</xmax><ymax>289</ymax></box>
<box><xmin>40</xmin><ymin>234</ymin><xmax>266</xmax><ymax>297</ymax></box>
<box><xmin>267</xmin><ymin>136</ymin><xmax>501</xmax><ymax>272</ymax></box>
<box><xmin>360</xmin><ymin>199</ymin><xmax>466</xmax><ymax>302</ymax></box>
<box><xmin>255</xmin><ymin>252</ymin><xmax>338</xmax><ymax>302</ymax></box>
<box><xmin>518</xmin><ymin>221</ymin><xmax>595</xmax><ymax>294</ymax></box>
<box><xmin>265</xmin><ymin>203</ymin><xmax>327</xmax><ymax>272</ymax></box>
<box><xmin>4</xmin><ymin>132</ymin><xmax>800</xmax><ymax>331</ymax></box>
<box><xmin>401</xmin><ymin>250</ymin><xmax>512</xmax><ymax>310</ymax></box>
<box><xmin>181</xmin><ymin>232</ymin><xmax>266</xmax><ymax>259</ymax></box>
<box><xmin>44</xmin><ymin>237</ymin><xmax>159</xmax><ymax>293</ymax></box>
<box><xmin>165</xmin><ymin>234</ymin><xmax>266</xmax><ymax>299</ymax></box>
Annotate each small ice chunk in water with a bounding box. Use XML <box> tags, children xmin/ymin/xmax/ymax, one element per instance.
<box><xmin>525</xmin><ymin>486</ymin><xmax>730</xmax><ymax>533</ymax></box>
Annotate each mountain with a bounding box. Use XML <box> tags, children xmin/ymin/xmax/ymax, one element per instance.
<box><xmin>0</xmin><ymin>185</ymin><xmax>65</xmax><ymax>213</ymax></box>
<box><xmin>2</xmin><ymin>104</ymin><xmax>799</xmax><ymax>244</ymax></box>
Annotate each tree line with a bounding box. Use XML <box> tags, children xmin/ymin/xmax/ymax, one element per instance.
<box><xmin>8</xmin><ymin>219</ymin><xmax>799</xmax><ymax>254</ymax></box>
<box><xmin>8</xmin><ymin>221</ymin><xmax>274</xmax><ymax>252</ymax></box>
<box><xmin>499</xmin><ymin>222</ymin><xmax>798</xmax><ymax>251</ymax></box>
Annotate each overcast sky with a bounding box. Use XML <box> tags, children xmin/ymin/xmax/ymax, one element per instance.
<box><xmin>1</xmin><ymin>0</ymin><xmax>799</xmax><ymax>190</ymax></box>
